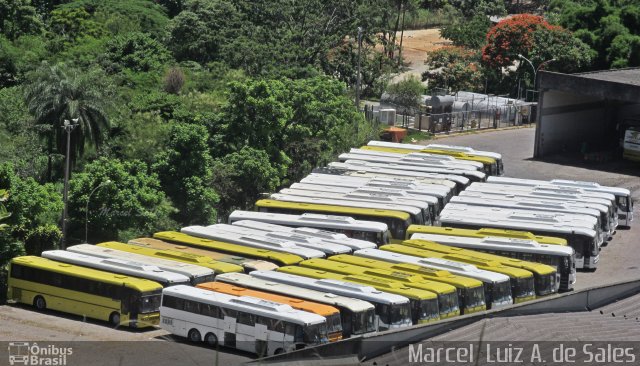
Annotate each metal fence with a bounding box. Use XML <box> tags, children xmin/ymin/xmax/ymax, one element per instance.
<box><xmin>364</xmin><ymin>103</ymin><xmax>535</xmax><ymax>134</ymax></box>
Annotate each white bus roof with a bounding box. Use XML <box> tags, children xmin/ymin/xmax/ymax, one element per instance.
<box><xmin>231</xmin><ymin>220</ymin><xmax>376</xmax><ymax>250</ymax></box>
<box><xmin>228</xmin><ymin>211</ymin><xmax>389</xmax><ymax>233</ymax></box>
<box><xmin>465</xmin><ymin>183</ymin><xmax>614</xmax><ymax>207</ymax></box>
<box><xmin>340</xmin><ymin>152</ymin><xmax>484</xmax><ymax>171</ymax></box>
<box><xmin>349</xmin><ymin>148</ymin><xmax>485</xmax><ymax>169</ymax></box>
<box><xmin>287</xmin><ymin>184</ymin><xmax>440</xmax><ymax>206</ymax></box>
<box><xmin>353</xmin><ymin>248</ymin><xmax>510</xmax><ymax>284</ymax></box>
<box><xmin>459</xmin><ymin>190</ymin><xmax>609</xmax><ymax>215</ymax></box>
<box><xmin>487</xmin><ymin>177</ymin><xmax>631</xmax><ymax>197</ymax></box>
<box><xmin>67</xmin><ymin>244</ymin><xmax>215</xmax><ymax>279</ymax></box>
<box><xmin>341</xmin><ymin>159</ymin><xmax>486</xmax><ymax>181</ymax></box>
<box><xmin>302</xmin><ymin>174</ymin><xmax>452</xmax><ymax>197</ymax></box>
<box><xmin>41</xmin><ymin>250</ymin><xmax>191</xmax><ymax>285</ymax></box>
<box><xmin>163</xmin><ymin>285</ymin><xmax>326</xmax><ymax>325</ymax></box>
<box><xmin>279</xmin><ymin>188</ymin><xmax>434</xmax><ymax>212</ymax></box>
<box><xmin>181</xmin><ymin>226</ymin><xmax>325</xmax><ymax>259</ymax></box>
<box><xmin>366</xmin><ymin>141</ymin><xmax>503</xmax><ymax>160</ymax></box>
<box><xmin>450</xmin><ymin>195</ymin><xmax>602</xmax><ymax>218</ymax></box>
<box><xmin>205</xmin><ymin>224</ymin><xmax>352</xmax><ymax>255</ymax></box>
<box><xmin>249</xmin><ymin>270</ymin><xmax>409</xmax><ymax>305</ymax></box>
<box><xmin>270</xmin><ymin>193</ymin><xmax>421</xmax><ymax>217</ymax></box>
<box><xmin>216</xmin><ymin>272</ymin><xmax>375</xmax><ymax>312</ymax></box>
<box><xmin>409</xmin><ymin>234</ymin><xmax>575</xmax><ymax>257</ymax></box>
<box><xmin>438</xmin><ymin>211</ymin><xmax>598</xmax><ymax>238</ymax></box>
<box><xmin>326</xmin><ymin>162</ymin><xmax>470</xmax><ymax>186</ymax></box>
<box><xmin>441</xmin><ymin>203</ymin><xmax>599</xmax><ymax>228</ymax></box>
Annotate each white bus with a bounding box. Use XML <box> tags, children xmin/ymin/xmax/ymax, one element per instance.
<box><xmin>249</xmin><ymin>270</ymin><xmax>413</xmax><ymax>331</ymax></box>
<box><xmin>205</xmin><ymin>224</ymin><xmax>352</xmax><ymax>255</ymax></box>
<box><xmin>67</xmin><ymin>244</ymin><xmax>216</xmax><ymax>285</ymax></box>
<box><xmin>323</xmin><ymin>162</ymin><xmax>470</xmax><ymax>193</ymax></box>
<box><xmin>339</xmin><ymin>151</ymin><xmax>484</xmax><ymax>172</ymax></box>
<box><xmin>41</xmin><ymin>250</ymin><xmax>191</xmax><ymax>287</ymax></box>
<box><xmin>301</xmin><ymin>173</ymin><xmax>453</xmax><ymax>208</ymax></box>
<box><xmin>366</xmin><ymin>141</ymin><xmax>505</xmax><ymax>176</ymax></box>
<box><xmin>286</xmin><ymin>183</ymin><xmax>441</xmax><ymax>221</ymax></box>
<box><xmin>160</xmin><ymin>285</ymin><xmax>328</xmax><ymax>355</ymax></box>
<box><xmin>457</xmin><ymin>190</ymin><xmax>613</xmax><ymax>237</ymax></box>
<box><xmin>269</xmin><ymin>193</ymin><xmax>426</xmax><ymax>227</ymax></box>
<box><xmin>181</xmin><ymin>226</ymin><xmax>325</xmax><ymax>259</ymax></box>
<box><xmin>487</xmin><ymin>177</ymin><xmax>634</xmax><ymax>227</ymax></box>
<box><xmin>215</xmin><ymin>272</ymin><xmax>377</xmax><ymax>337</ymax></box>
<box><xmin>310</xmin><ymin>169</ymin><xmax>459</xmax><ymax>194</ymax></box>
<box><xmin>230</xmin><ymin>220</ymin><xmax>376</xmax><ymax>251</ymax></box>
<box><xmin>353</xmin><ymin>248</ymin><xmax>513</xmax><ymax>309</ymax></box>
<box><xmin>464</xmin><ymin>183</ymin><xmax>616</xmax><ymax>234</ymax></box>
<box><xmin>228</xmin><ymin>211</ymin><xmax>389</xmax><ymax>245</ymax></box>
<box><xmin>278</xmin><ymin>188</ymin><xmax>435</xmax><ymax>225</ymax></box>
<box><xmin>409</xmin><ymin>234</ymin><xmax>576</xmax><ymax>292</ymax></box>
<box><xmin>341</xmin><ymin>159</ymin><xmax>486</xmax><ymax>182</ymax></box>
<box><xmin>348</xmin><ymin>148</ymin><xmax>486</xmax><ymax>171</ymax></box>
<box><xmin>442</xmin><ymin>203</ymin><xmax>603</xmax><ymax>246</ymax></box>
<box><xmin>437</xmin><ymin>209</ymin><xmax>599</xmax><ymax>270</ymax></box>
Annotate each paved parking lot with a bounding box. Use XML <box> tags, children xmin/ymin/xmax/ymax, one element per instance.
<box><xmin>1</xmin><ymin>127</ymin><xmax>637</xmax><ymax>365</ymax></box>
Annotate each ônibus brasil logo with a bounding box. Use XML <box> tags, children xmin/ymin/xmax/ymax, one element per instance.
<box><xmin>8</xmin><ymin>342</ymin><xmax>72</xmax><ymax>366</ymax></box>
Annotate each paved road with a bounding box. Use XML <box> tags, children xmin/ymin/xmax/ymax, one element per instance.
<box><xmin>431</xmin><ymin>127</ymin><xmax>640</xmax><ymax>290</ymax></box>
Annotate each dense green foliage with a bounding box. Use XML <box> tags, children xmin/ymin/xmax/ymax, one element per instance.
<box><xmin>385</xmin><ymin>75</ymin><xmax>424</xmax><ymax>109</ymax></box>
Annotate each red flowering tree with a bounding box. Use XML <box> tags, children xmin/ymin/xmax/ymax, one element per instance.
<box><xmin>422</xmin><ymin>47</ymin><xmax>485</xmax><ymax>92</ymax></box>
<box><xmin>481</xmin><ymin>14</ymin><xmax>592</xmax><ymax>71</ymax></box>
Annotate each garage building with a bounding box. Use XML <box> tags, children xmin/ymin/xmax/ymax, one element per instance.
<box><xmin>534</xmin><ymin>68</ymin><xmax>640</xmax><ymax>160</ymax></box>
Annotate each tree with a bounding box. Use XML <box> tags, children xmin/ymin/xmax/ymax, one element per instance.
<box><xmin>153</xmin><ymin>123</ymin><xmax>219</xmax><ymax>225</ymax></box>
<box><xmin>67</xmin><ymin>157</ymin><xmax>177</xmax><ymax>243</ymax></box>
<box><xmin>0</xmin><ymin>162</ymin><xmax>62</xmax><ymax>255</ymax></box>
<box><xmin>441</xmin><ymin>14</ymin><xmax>492</xmax><ymax>49</ymax></box>
<box><xmin>23</xmin><ymin>62</ymin><xmax>112</xmax><ymax>180</ymax></box>
<box><xmin>167</xmin><ymin>0</ymin><xmax>241</xmax><ymax>64</ymax></box>
<box><xmin>482</xmin><ymin>14</ymin><xmax>593</xmax><ymax>73</ymax></box>
<box><xmin>422</xmin><ymin>47</ymin><xmax>486</xmax><ymax>92</ymax></box>
<box><xmin>0</xmin><ymin>0</ymin><xmax>43</xmax><ymax>40</ymax></box>
<box><xmin>0</xmin><ymin>188</ymin><xmax>24</xmax><ymax>305</ymax></box>
<box><xmin>385</xmin><ymin>74</ymin><xmax>424</xmax><ymax>110</ymax></box>
<box><xmin>103</xmin><ymin>32</ymin><xmax>171</xmax><ymax>73</ymax></box>
<box><xmin>211</xmin><ymin>147</ymin><xmax>281</xmax><ymax>219</ymax></box>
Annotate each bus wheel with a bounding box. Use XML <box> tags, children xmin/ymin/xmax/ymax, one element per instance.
<box><xmin>274</xmin><ymin>348</ymin><xmax>285</xmax><ymax>355</ymax></box>
<box><xmin>34</xmin><ymin>296</ymin><xmax>46</xmax><ymax>310</ymax></box>
<box><xmin>188</xmin><ymin>329</ymin><xmax>201</xmax><ymax>343</ymax></box>
<box><xmin>205</xmin><ymin>333</ymin><xmax>218</xmax><ymax>347</ymax></box>
<box><xmin>109</xmin><ymin>312</ymin><xmax>121</xmax><ymax>326</ymax></box>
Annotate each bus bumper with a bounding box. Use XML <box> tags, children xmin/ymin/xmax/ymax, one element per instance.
<box><xmin>514</xmin><ymin>295</ymin><xmax>536</xmax><ymax>304</ymax></box>
<box><xmin>463</xmin><ymin>305</ymin><xmax>487</xmax><ymax>315</ymax></box>
<box><xmin>439</xmin><ymin>310</ymin><xmax>461</xmax><ymax>319</ymax></box>
<box><xmin>134</xmin><ymin>313</ymin><xmax>160</xmax><ymax>328</ymax></box>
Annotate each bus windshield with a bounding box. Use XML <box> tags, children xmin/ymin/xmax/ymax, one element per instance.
<box><xmin>514</xmin><ymin>277</ymin><xmax>536</xmax><ymax>299</ymax></box>
<box><xmin>534</xmin><ymin>273</ymin><xmax>556</xmax><ymax>296</ymax></box>
<box><xmin>301</xmin><ymin>323</ymin><xmax>328</xmax><ymax>345</ymax></box>
<box><xmin>418</xmin><ymin>299</ymin><xmax>440</xmax><ymax>321</ymax></box>
<box><xmin>466</xmin><ymin>287</ymin><xmax>485</xmax><ymax>308</ymax></box>
<box><xmin>438</xmin><ymin>293</ymin><xmax>459</xmax><ymax>314</ymax></box>
<box><xmin>326</xmin><ymin>313</ymin><xmax>343</xmax><ymax>334</ymax></box>
<box><xmin>494</xmin><ymin>281</ymin><xmax>512</xmax><ymax>304</ymax></box>
<box><xmin>139</xmin><ymin>291</ymin><xmax>162</xmax><ymax>313</ymax></box>
<box><xmin>391</xmin><ymin>302</ymin><xmax>412</xmax><ymax>325</ymax></box>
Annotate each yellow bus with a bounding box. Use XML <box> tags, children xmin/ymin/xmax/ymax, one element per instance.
<box><xmin>276</xmin><ymin>266</ymin><xmax>440</xmax><ymax>325</ymax></box>
<box><xmin>7</xmin><ymin>256</ymin><xmax>162</xmax><ymax>328</ymax></box>
<box><xmin>128</xmin><ymin>237</ymin><xmax>279</xmax><ymax>272</ymax></box>
<box><xmin>298</xmin><ymin>258</ymin><xmax>460</xmax><ymax>319</ymax></box>
<box><xmin>197</xmin><ymin>282</ymin><xmax>343</xmax><ymax>342</ymax></box>
<box><xmin>328</xmin><ymin>254</ymin><xmax>486</xmax><ymax>314</ymax></box>
<box><xmin>153</xmin><ymin>231</ymin><xmax>304</xmax><ymax>266</ymax></box>
<box><xmin>405</xmin><ymin>225</ymin><xmax>568</xmax><ymax>246</ymax></box>
<box><xmin>380</xmin><ymin>244</ymin><xmax>537</xmax><ymax>303</ymax></box>
<box><xmin>255</xmin><ymin>199</ymin><xmax>411</xmax><ymax>239</ymax></box>
<box><xmin>96</xmin><ymin>242</ymin><xmax>244</xmax><ymax>275</ymax></box>
<box><xmin>401</xmin><ymin>239</ymin><xmax>558</xmax><ymax>296</ymax></box>
<box><xmin>361</xmin><ymin>145</ymin><xmax>498</xmax><ymax>176</ymax></box>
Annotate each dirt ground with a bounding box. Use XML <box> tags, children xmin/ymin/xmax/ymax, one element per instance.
<box><xmin>391</xmin><ymin>28</ymin><xmax>450</xmax><ymax>83</ymax></box>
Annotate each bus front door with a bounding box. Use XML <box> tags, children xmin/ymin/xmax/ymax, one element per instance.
<box><xmin>255</xmin><ymin>322</ymin><xmax>269</xmax><ymax>356</ymax></box>
<box><xmin>223</xmin><ymin>316</ymin><xmax>236</xmax><ymax>349</ymax></box>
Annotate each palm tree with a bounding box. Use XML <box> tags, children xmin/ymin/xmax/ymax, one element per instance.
<box><xmin>24</xmin><ymin>62</ymin><xmax>111</xmax><ymax>181</ymax></box>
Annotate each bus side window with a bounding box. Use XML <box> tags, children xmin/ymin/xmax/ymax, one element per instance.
<box><xmin>222</xmin><ymin>308</ymin><xmax>237</xmax><ymax>319</ymax></box>
<box><xmin>270</xmin><ymin>319</ymin><xmax>284</xmax><ymax>333</ymax></box>
<box><xmin>237</xmin><ymin>311</ymin><xmax>255</xmax><ymax>326</ymax></box>
<box><xmin>11</xmin><ymin>264</ymin><xmax>23</xmax><ymax>278</ymax></box>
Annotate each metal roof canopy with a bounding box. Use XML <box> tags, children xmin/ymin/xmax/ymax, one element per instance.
<box><xmin>539</xmin><ymin>68</ymin><xmax>640</xmax><ymax>104</ymax></box>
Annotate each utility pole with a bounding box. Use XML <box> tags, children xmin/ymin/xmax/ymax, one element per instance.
<box><xmin>61</xmin><ymin>118</ymin><xmax>79</xmax><ymax>249</ymax></box>
<box><xmin>355</xmin><ymin>26</ymin><xmax>363</xmax><ymax>110</ymax></box>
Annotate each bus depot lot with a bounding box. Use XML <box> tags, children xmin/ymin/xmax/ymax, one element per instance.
<box><xmin>1</xmin><ymin>127</ymin><xmax>638</xmax><ymax>365</ymax></box>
